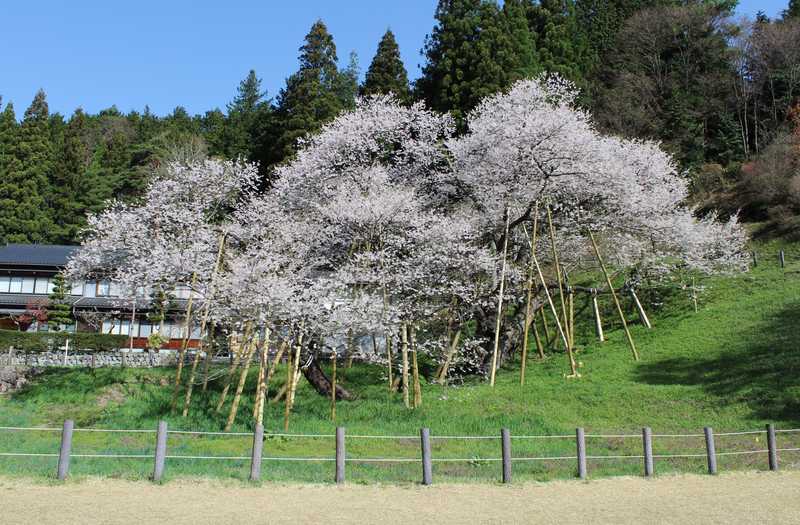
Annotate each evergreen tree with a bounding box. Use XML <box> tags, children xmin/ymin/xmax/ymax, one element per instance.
<box><xmin>362</xmin><ymin>29</ymin><xmax>411</xmax><ymax>101</ymax></box>
<box><xmin>526</xmin><ymin>0</ymin><xmax>591</xmax><ymax>87</ymax></box>
<box><xmin>225</xmin><ymin>70</ymin><xmax>270</xmax><ymax>160</ymax></box>
<box><xmin>47</xmin><ymin>273</ymin><xmax>73</xmax><ymax>330</ymax></box>
<box><xmin>266</xmin><ymin>20</ymin><xmax>351</xmax><ymax>167</ymax></box>
<box><xmin>50</xmin><ymin>109</ymin><xmax>93</xmax><ymax>243</ymax></box>
<box><xmin>0</xmin><ymin>90</ymin><xmax>55</xmax><ymax>243</ymax></box>
<box><xmin>787</xmin><ymin>0</ymin><xmax>800</xmax><ymax>19</ymax></box>
<box><xmin>416</xmin><ymin>0</ymin><xmax>539</xmax><ymax>124</ymax></box>
<box><xmin>0</xmin><ymin>101</ymin><xmax>23</xmax><ymax>244</ymax></box>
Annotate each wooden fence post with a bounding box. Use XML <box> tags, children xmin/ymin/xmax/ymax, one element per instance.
<box><xmin>335</xmin><ymin>427</ymin><xmax>346</xmax><ymax>484</ymax></box>
<box><xmin>420</xmin><ymin>427</ymin><xmax>432</xmax><ymax>485</ymax></box>
<box><xmin>779</xmin><ymin>250</ymin><xmax>785</xmax><ymax>268</ymax></box>
<box><xmin>249</xmin><ymin>424</ymin><xmax>264</xmax><ymax>481</ymax></box>
<box><xmin>501</xmin><ymin>428</ymin><xmax>511</xmax><ymax>484</ymax></box>
<box><xmin>766</xmin><ymin>424</ymin><xmax>778</xmax><ymax>471</ymax></box>
<box><xmin>152</xmin><ymin>420</ymin><xmax>168</xmax><ymax>482</ymax></box>
<box><xmin>576</xmin><ymin>427</ymin><xmax>587</xmax><ymax>480</ymax></box>
<box><xmin>704</xmin><ymin>427</ymin><xmax>717</xmax><ymax>475</ymax></box>
<box><xmin>642</xmin><ymin>427</ymin><xmax>654</xmax><ymax>477</ymax></box>
<box><xmin>56</xmin><ymin>419</ymin><xmax>74</xmax><ymax>481</ymax></box>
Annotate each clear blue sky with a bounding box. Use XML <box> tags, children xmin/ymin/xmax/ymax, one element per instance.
<box><xmin>0</xmin><ymin>0</ymin><xmax>789</xmax><ymax>117</ymax></box>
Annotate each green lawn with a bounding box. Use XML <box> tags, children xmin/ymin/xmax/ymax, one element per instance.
<box><xmin>1</xmin><ymin>242</ymin><xmax>799</xmax><ymax>483</ymax></box>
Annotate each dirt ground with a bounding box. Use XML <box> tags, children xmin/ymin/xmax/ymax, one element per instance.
<box><xmin>2</xmin><ymin>471</ymin><xmax>798</xmax><ymax>524</ymax></box>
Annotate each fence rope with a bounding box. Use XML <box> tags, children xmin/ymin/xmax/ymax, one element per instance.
<box><xmin>74</xmin><ymin>428</ymin><xmax>156</xmax><ymax>434</ymax></box>
<box><xmin>0</xmin><ymin>426</ymin><xmax>61</xmax><ymax>432</ymax></box>
<box><xmin>511</xmin><ymin>435</ymin><xmax>574</xmax><ymax>440</ymax></box>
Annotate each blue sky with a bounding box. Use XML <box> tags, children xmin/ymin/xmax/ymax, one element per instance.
<box><xmin>0</xmin><ymin>0</ymin><xmax>789</xmax><ymax>117</ymax></box>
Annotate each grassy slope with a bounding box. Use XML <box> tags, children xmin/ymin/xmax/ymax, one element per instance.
<box><xmin>1</xmin><ymin>242</ymin><xmax>799</xmax><ymax>482</ymax></box>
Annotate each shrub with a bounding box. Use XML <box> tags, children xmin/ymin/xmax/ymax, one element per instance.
<box><xmin>0</xmin><ymin>329</ymin><xmax>128</xmax><ymax>354</ymax></box>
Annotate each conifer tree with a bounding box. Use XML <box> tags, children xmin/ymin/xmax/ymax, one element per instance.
<box><xmin>416</xmin><ymin>0</ymin><xmax>539</xmax><ymax>125</ymax></box>
<box><xmin>225</xmin><ymin>70</ymin><xmax>270</xmax><ymax>160</ymax></box>
<box><xmin>50</xmin><ymin>109</ymin><xmax>92</xmax><ymax>243</ymax></box>
<box><xmin>0</xmin><ymin>90</ymin><xmax>55</xmax><ymax>243</ymax></box>
<box><xmin>47</xmin><ymin>273</ymin><xmax>73</xmax><ymax>330</ymax></box>
<box><xmin>787</xmin><ymin>0</ymin><xmax>800</xmax><ymax>19</ymax></box>
<box><xmin>267</xmin><ymin>20</ymin><xmax>353</xmax><ymax>166</ymax></box>
<box><xmin>362</xmin><ymin>29</ymin><xmax>411</xmax><ymax>101</ymax></box>
<box><xmin>0</xmin><ymin>101</ymin><xmax>23</xmax><ymax>244</ymax></box>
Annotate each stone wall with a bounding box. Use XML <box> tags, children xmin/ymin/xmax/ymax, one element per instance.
<box><xmin>1</xmin><ymin>349</ymin><xmax>190</xmax><ymax>368</ymax></box>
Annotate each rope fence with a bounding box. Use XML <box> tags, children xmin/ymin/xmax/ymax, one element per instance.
<box><xmin>1</xmin><ymin>422</ymin><xmax>798</xmax><ymax>483</ymax></box>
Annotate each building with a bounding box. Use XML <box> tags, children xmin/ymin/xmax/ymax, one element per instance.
<box><xmin>0</xmin><ymin>243</ymin><xmax>199</xmax><ymax>349</ymax></box>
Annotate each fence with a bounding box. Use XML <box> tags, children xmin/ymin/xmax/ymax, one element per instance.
<box><xmin>1</xmin><ymin>422</ymin><xmax>798</xmax><ymax>484</ymax></box>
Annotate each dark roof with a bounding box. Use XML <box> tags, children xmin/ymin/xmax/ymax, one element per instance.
<box><xmin>0</xmin><ymin>244</ymin><xmax>79</xmax><ymax>267</ymax></box>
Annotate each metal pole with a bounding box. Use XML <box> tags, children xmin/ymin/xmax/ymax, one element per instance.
<box><xmin>56</xmin><ymin>419</ymin><xmax>74</xmax><ymax>481</ymax></box>
<box><xmin>501</xmin><ymin>428</ymin><xmax>512</xmax><ymax>484</ymax></box>
<box><xmin>249</xmin><ymin>424</ymin><xmax>264</xmax><ymax>481</ymax></box>
<box><xmin>335</xmin><ymin>426</ymin><xmax>346</xmax><ymax>484</ymax></box>
<box><xmin>152</xmin><ymin>420</ymin><xmax>168</xmax><ymax>482</ymax></box>
<box><xmin>576</xmin><ymin>427</ymin><xmax>587</xmax><ymax>480</ymax></box>
<box><xmin>767</xmin><ymin>424</ymin><xmax>778</xmax><ymax>471</ymax></box>
<box><xmin>704</xmin><ymin>426</ymin><xmax>717</xmax><ymax>475</ymax></box>
<box><xmin>642</xmin><ymin>427</ymin><xmax>654</xmax><ymax>477</ymax></box>
<box><xmin>420</xmin><ymin>428</ymin><xmax>432</xmax><ymax>485</ymax></box>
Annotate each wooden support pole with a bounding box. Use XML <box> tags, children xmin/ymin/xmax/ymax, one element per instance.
<box><xmin>546</xmin><ymin>206</ymin><xmax>570</xmax><ymax>350</ymax></box>
<box><xmin>540</xmin><ymin>307</ymin><xmax>551</xmax><ymax>345</ymax></box>
<box><xmin>704</xmin><ymin>427</ymin><xmax>717</xmax><ymax>475</ymax></box>
<box><xmin>592</xmin><ymin>291</ymin><xmax>604</xmax><ymax>342</ymax></box>
<box><xmin>531</xmin><ymin>248</ymin><xmax>576</xmax><ymax>376</ymax></box>
<box><xmin>642</xmin><ymin>427</ymin><xmax>654</xmax><ymax>477</ymax></box>
<box><xmin>56</xmin><ymin>419</ymin><xmax>74</xmax><ymax>481</ymax></box>
<box><xmin>420</xmin><ymin>427</ymin><xmax>432</xmax><ymax>485</ymax></box>
<box><xmin>532</xmin><ymin>313</ymin><xmax>545</xmax><ymax>360</ymax></box>
<box><xmin>401</xmin><ymin>325</ymin><xmax>410</xmax><ymax>408</ymax></box>
<box><xmin>630</xmin><ymin>289</ymin><xmax>652</xmax><ymax>329</ymax></box>
<box><xmin>386</xmin><ymin>335</ymin><xmax>393</xmax><ymax>392</ymax></box>
<box><xmin>171</xmin><ymin>272</ymin><xmax>198</xmax><ymax>412</ymax></box>
<box><xmin>490</xmin><ymin>209</ymin><xmax>511</xmax><ymax>387</ymax></box>
<box><xmin>335</xmin><ymin>426</ymin><xmax>346</xmax><ymax>484</ymax></box>
<box><xmin>752</xmin><ymin>251</ymin><xmax>758</xmax><ymax>267</ymax></box>
<box><xmin>767</xmin><ymin>424</ymin><xmax>778</xmax><ymax>471</ymax></box>
<box><xmin>411</xmin><ymin>326</ymin><xmax>422</xmax><ymax>408</ymax></box>
<box><xmin>249</xmin><ymin>424</ymin><xmax>264</xmax><ymax>481</ymax></box>
<box><xmin>501</xmin><ymin>428</ymin><xmax>512</xmax><ymax>484</ymax></box>
<box><xmin>588</xmin><ymin>230</ymin><xmax>639</xmax><ymax>361</ymax></box>
<box><xmin>779</xmin><ymin>250</ymin><xmax>785</xmax><ymax>268</ymax></box>
<box><xmin>152</xmin><ymin>420</ymin><xmax>168</xmax><ymax>482</ymax></box>
<box><xmin>521</xmin><ymin>205</ymin><xmax>539</xmax><ymax>386</ymax></box>
<box><xmin>576</xmin><ymin>427</ymin><xmax>587</xmax><ymax>480</ymax></box>
<box><xmin>331</xmin><ymin>351</ymin><xmax>337</xmax><ymax>421</ymax></box>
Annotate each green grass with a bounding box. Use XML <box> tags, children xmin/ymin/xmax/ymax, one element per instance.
<box><xmin>2</xmin><ymin>241</ymin><xmax>800</xmax><ymax>483</ymax></box>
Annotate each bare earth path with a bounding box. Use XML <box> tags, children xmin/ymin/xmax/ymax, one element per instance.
<box><xmin>2</xmin><ymin>471</ymin><xmax>798</xmax><ymax>524</ymax></box>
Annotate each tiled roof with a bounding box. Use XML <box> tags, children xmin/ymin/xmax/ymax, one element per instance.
<box><xmin>0</xmin><ymin>244</ymin><xmax>79</xmax><ymax>267</ymax></box>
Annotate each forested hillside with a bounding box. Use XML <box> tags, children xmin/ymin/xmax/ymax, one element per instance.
<box><xmin>1</xmin><ymin>0</ymin><xmax>799</xmax><ymax>244</ymax></box>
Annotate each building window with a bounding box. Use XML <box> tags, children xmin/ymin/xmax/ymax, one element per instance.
<box><xmin>70</xmin><ymin>281</ymin><xmax>84</xmax><ymax>296</ymax></box>
<box><xmin>84</xmin><ymin>280</ymin><xmax>96</xmax><ymax>298</ymax></box>
<box><xmin>8</xmin><ymin>277</ymin><xmax>23</xmax><ymax>293</ymax></box>
<box><xmin>0</xmin><ymin>276</ymin><xmax>9</xmax><ymax>293</ymax></box>
<box><xmin>21</xmin><ymin>277</ymin><xmax>35</xmax><ymax>294</ymax></box>
<box><xmin>34</xmin><ymin>277</ymin><xmax>50</xmax><ymax>295</ymax></box>
<box><xmin>96</xmin><ymin>280</ymin><xmax>111</xmax><ymax>297</ymax></box>
<box><xmin>138</xmin><ymin>322</ymin><xmax>152</xmax><ymax>337</ymax></box>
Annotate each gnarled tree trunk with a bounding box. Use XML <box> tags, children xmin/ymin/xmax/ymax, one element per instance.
<box><xmin>301</xmin><ymin>355</ymin><xmax>355</xmax><ymax>401</ymax></box>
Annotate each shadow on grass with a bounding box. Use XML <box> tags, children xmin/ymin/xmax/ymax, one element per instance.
<box><xmin>635</xmin><ymin>300</ymin><xmax>800</xmax><ymax>424</ymax></box>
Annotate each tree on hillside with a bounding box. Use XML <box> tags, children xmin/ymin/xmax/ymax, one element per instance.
<box><xmin>0</xmin><ymin>101</ymin><xmax>23</xmax><ymax>244</ymax></box>
<box><xmin>49</xmin><ymin>109</ymin><xmax>93</xmax><ymax>243</ymax></box>
<box><xmin>0</xmin><ymin>90</ymin><xmax>55</xmax><ymax>243</ymax></box>
<box><xmin>264</xmin><ymin>20</ymin><xmax>354</xmax><ymax>169</ymax></box>
<box><xmin>416</xmin><ymin>0</ymin><xmax>540</xmax><ymax>125</ymax></box>
<box><xmin>362</xmin><ymin>29</ymin><xmax>411</xmax><ymax>101</ymax></box>
<box><xmin>786</xmin><ymin>0</ymin><xmax>800</xmax><ymax>19</ymax></box>
<box><xmin>224</xmin><ymin>70</ymin><xmax>271</xmax><ymax>161</ymax></box>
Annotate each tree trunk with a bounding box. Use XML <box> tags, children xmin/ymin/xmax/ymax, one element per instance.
<box><xmin>301</xmin><ymin>354</ymin><xmax>354</xmax><ymax>401</ymax></box>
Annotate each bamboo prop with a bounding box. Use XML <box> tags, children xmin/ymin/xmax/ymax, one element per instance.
<box><xmin>271</xmin><ymin>383</ymin><xmax>288</xmax><ymax>404</ymax></box>
<box><xmin>437</xmin><ymin>329</ymin><xmax>462</xmax><ymax>382</ymax></box>
<box><xmin>587</xmin><ymin>230</ymin><xmax>639</xmax><ymax>361</ymax></box>
<box><xmin>283</xmin><ymin>341</ymin><xmax>293</xmax><ymax>429</ymax></box>
<box><xmin>490</xmin><ymin>209</ymin><xmax>512</xmax><ymax>387</ymax></box>
<box><xmin>592</xmin><ymin>290</ymin><xmax>605</xmax><ymax>342</ymax></box>
<box><xmin>182</xmin><ymin>232</ymin><xmax>226</xmax><ymax>416</ymax></box>
<box><xmin>531</xmin><ymin>243</ymin><xmax>577</xmax><ymax>377</ymax></box>
<box><xmin>330</xmin><ymin>351</ymin><xmax>337</xmax><ymax>422</ymax></box>
<box><xmin>410</xmin><ymin>325</ymin><xmax>422</xmax><ymax>408</ymax></box>
<box><xmin>215</xmin><ymin>328</ymin><xmax>249</xmax><ymax>413</ymax></box>
<box><xmin>568</xmin><ymin>288</ymin><xmax>575</xmax><ymax>352</ymax></box>
<box><xmin>386</xmin><ymin>334</ymin><xmax>394</xmax><ymax>392</ymax></box>
<box><xmin>521</xmin><ymin>204</ymin><xmax>540</xmax><ymax>386</ymax></box>
<box><xmin>346</xmin><ymin>328</ymin><xmax>354</xmax><ymax>368</ymax></box>
<box><xmin>253</xmin><ymin>327</ymin><xmax>271</xmax><ymax>425</ymax></box>
<box><xmin>691</xmin><ymin>277</ymin><xmax>698</xmax><ymax>313</ymax></box>
<box><xmin>263</xmin><ymin>340</ymin><xmax>287</xmax><ymax>399</ymax></box>
<box><xmin>532</xmin><ymin>311</ymin><xmax>545</xmax><ymax>359</ymax></box>
<box><xmin>284</xmin><ymin>332</ymin><xmax>304</xmax><ymax>431</ymax></box>
<box><xmin>224</xmin><ymin>326</ymin><xmax>259</xmax><ymax>431</ymax></box>
<box><xmin>630</xmin><ymin>289</ymin><xmax>652</xmax><ymax>329</ymax></box>
<box><xmin>540</xmin><ymin>306</ymin><xmax>551</xmax><ymax>346</ymax></box>
<box><xmin>401</xmin><ymin>324</ymin><xmax>410</xmax><ymax>408</ymax></box>
<box><xmin>201</xmin><ymin>345</ymin><xmax>213</xmax><ymax>392</ymax></box>
<box><xmin>546</xmin><ymin>206</ymin><xmax>570</xmax><ymax>351</ymax></box>
<box><xmin>170</xmin><ymin>271</ymin><xmax>198</xmax><ymax>412</ymax></box>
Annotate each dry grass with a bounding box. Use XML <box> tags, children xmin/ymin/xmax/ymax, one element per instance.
<box><xmin>2</xmin><ymin>471</ymin><xmax>798</xmax><ymax>524</ymax></box>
